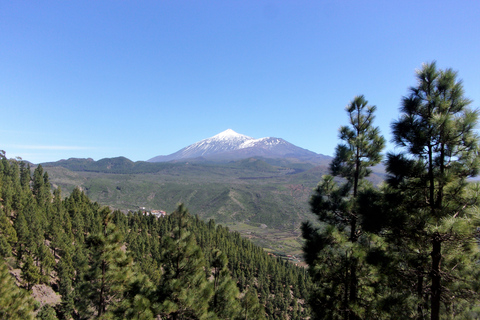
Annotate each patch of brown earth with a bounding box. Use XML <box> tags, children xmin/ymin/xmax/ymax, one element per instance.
<box><xmin>32</xmin><ymin>283</ymin><xmax>61</xmax><ymax>308</ymax></box>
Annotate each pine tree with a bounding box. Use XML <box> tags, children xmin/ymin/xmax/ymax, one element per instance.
<box><xmin>210</xmin><ymin>248</ymin><xmax>241</xmax><ymax>319</ymax></box>
<box><xmin>0</xmin><ymin>207</ymin><xmax>17</xmax><ymax>257</ymax></box>
<box><xmin>19</xmin><ymin>161</ymin><xmax>31</xmax><ymax>191</ymax></box>
<box><xmin>57</xmin><ymin>254</ymin><xmax>76</xmax><ymax>320</ymax></box>
<box><xmin>239</xmin><ymin>287</ymin><xmax>265</xmax><ymax>320</ymax></box>
<box><xmin>109</xmin><ymin>271</ymin><xmax>158</xmax><ymax>320</ymax></box>
<box><xmin>157</xmin><ymin>204</ymin><xmax>214</xmax><ymax>320</ymax></box>
<box><xmin>0</xmin><ymin>259</ymin><xmax>35</xmax><ymax>320</ymax></box>
<box><xmin>32</xmin><ymin>165</ymin><xmax>51</xmax><ymax>207</ymax></box>
<box><xmin>37</xmin><ymin>243</ymin><xmax>55</xmax><ymax>283</ymax></box>
<box><xmin>36</xmin><ymin>304</ymin><xmax>59</xmax><ymax>320</ymax></box>
<box><xmin>383</xmin><ymin>62</ymin><xmax>480</xmax><ymax>320</ymax></box>
<box><xmin>78</xmin><ymin>207</ymin><xmax>134</xmax><ymax>319</ymax></box>
<box><xmin>302</xmin><ymin>95</ymin><xmax>385</xmax><ymax>320</ymax></box>
<box><xmin>21</xmin><ymin>255</ymin><xmax>41</xmax><ymax>290</ymax></box>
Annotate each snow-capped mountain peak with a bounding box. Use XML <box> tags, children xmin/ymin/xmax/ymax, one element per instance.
<box><xmin>147</xmin><ymin>129</ymin><xmax>318</xmax><ymax>162</ymax></box>
<box><xmin>211</xmin><ymin>129</ymin><xmax>252</xmax><ymax>141</ymax></box>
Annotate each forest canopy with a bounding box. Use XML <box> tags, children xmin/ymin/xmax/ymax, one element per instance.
<box><xmin>0</xmin><ymin>156</ymin><xmax>310</xmax><ymax>319</ymax></box>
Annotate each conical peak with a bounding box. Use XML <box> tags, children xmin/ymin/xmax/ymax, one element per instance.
<box><xmin>147</xmin><ymin>128</ymin><xmax>319</xmax><ymax>162</ymax></box>
<box><xmin>211</xmin><ymin>129</ymin><xmax>252</xmax><ymax>141</ymax></box>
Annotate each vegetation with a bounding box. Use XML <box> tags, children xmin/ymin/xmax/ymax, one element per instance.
<box><xmin>0</xmin><ymin>258</ymin><xmax>35</xmax><ymax>320</ymax></box>
<box><xmin>304</xmin><ymin>62</ymin><xmax>480</xmax><ymax>319</ymax></box>
<box><xmin>379</xmin><ymin>62</ymin><xmax>480</xmax><ymax>319</ymax></box>
<box><xmin>0</xmin><ymin>154</ymin><xmax>311</xmax><ymax>319</ymax></box>
<box><xmin>41</xmin><ymin>155</ymin><xmax>385</xmax><ymax>257</ymax></box>
<box><xmin>2</xmin><ymin>61</ymin><xmax>479</xmax><ymax>320</ymax></box>
<box><xmin>41</xmin><ymin>157</ymin><xmax>329</xmax><ymax>256</ymax></box>
<box><xmin>302</xmin><ymin>95</ymin><xmax>385</xmax><ymax>319</ymax></box>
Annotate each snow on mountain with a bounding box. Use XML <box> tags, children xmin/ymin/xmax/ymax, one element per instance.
<box><xmin>181</xmin><ymin>129</ymin><xmax>253</xmax><ymax>156</ymax></box>
<box><xmin>211</xmin><ymin>128</ymin><xmax>252</xmax><ymax>141</ymax></box>
<box><xmin>239</xmin><ymin>137</ymin><xmax>284</xmax><ymax>149</ymax></box>
<box><xmin>147</xmin><ymin>129</ymin><xmax>320</xmax><ymax>162</ymax></box>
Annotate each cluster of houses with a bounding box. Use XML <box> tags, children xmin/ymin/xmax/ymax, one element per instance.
<box><xmin>139</xmin><ymin>207</ymin><xmax>167</xmax><ymax>218</ymax></box>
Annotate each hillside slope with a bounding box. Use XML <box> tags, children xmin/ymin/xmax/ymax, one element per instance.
<box><xmin>42</xmin><ymin>156</ymin><xmax>385</xmax><ymax>255</ymax></box>
<box><xmin>0</xmin><ymin>157</ymin><xmax>312</xmax><ymax>319</ymax></box>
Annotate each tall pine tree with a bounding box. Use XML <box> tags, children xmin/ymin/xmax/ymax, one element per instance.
<box><xmin>303</xmin><ymin>95</ymin><xmax>385</xmax><ymax>320</ymax></box>
<box><xmin>384</xmin><ymin>62</ymin><xmax>480</xmax><ymax>320</ymax></box>
<box><xmin>157</xmin><ymin>204</ymin><xmax>214</xmax><ymax>320</ymax></box>
<box><xmin>78</xmin><ymin>207</ymin><xmax>134</xmax><ymax>319</ymax></box>
<box><xmin>210</xmin><ymin>248</ymin><xmax>241</xmax><ymax>319</ymax></box>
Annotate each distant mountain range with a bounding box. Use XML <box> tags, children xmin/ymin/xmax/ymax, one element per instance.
<box><xmin>148</xmin><ymin>129</ymin><xmax>329</xmax><ymax>163</ymax></box>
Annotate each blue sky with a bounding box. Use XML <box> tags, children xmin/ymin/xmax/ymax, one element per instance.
<box><xmin>1</xmin><ymin>1</ymin><xmax>479</xmax><ymax>164</ymax></box>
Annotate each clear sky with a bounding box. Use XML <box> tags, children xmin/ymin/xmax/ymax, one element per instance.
<box><xmin>1</xmin><ymin>1</ymin><xmax>479</xmax><ymax>164</ymax></box>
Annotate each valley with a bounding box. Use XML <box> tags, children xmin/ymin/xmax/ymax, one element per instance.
<box><xmin>42</xmin><ymin>155</ymin><xmax>385</xmax><ymax>258</ymax></box>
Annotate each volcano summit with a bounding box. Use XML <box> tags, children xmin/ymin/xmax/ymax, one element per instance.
<box><xmin>147</xmin><ymin>129</ymin><xmax>321</xmax><ymax>162</ymax></box>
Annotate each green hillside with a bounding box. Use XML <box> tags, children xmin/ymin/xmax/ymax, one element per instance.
<box><xmin>41</xmin><ymin>156</ymin><xmax>385</xmax><ymax>257</ymax></box>
<box><xmin>0</xmin><ymin>156</ymin><xmax>312</xmax><ymax>319</ymax></box>
<box><xmin>41</xmin><ymin>158</ymin><xmax>329</xmax><ymax>256</ymax></box>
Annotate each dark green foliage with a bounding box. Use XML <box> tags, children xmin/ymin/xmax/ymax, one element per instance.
<box><xmin>0</xmin><ymin>207</ymin><xmax>17</xmax><ymax>257</ymax></box>
<box><xmin>156</xmin><ymin>205</ymin><xmax>214</xmax><ymax>319</ymax></box>
<box><xmin>19</xmin><ymin>161</ymin><xmax>30</xmax><ymax>190</ymax></box>
<box><xmin>78</xmin><ymin>208</ymin><xmax>134</xmax><ymax>319</ymax></box>
<box><xmin>109</xmin><ymin>272</ymin><xmax>157</xmax><ymax>320</ymax></box>
<box><xmin>0</xmin><ymin>233</ymin><xmax>11</xmax><ymax>258</ymax></box>
<box><xmin>210</xmin><ymin>249</ymin><xmax>241</xmax><ymax>319</ymax></box>
<box><xmin>0</xmin><ymin>259</ymin><xmax>35</xmax><ymax>320</ymax></box>
<box><xmin>382</xmin><ymin>62</ymin><xmax>480</xmax><ymax>319</ymax></box>
<box><xmin>32</xmin><ymin>165</ymin><xmax>51</xmax><ymax>208</ymax></box>
<box><xmin>0</xmin><ymin>154</ymin><xmax>309</xmax><ymax>319</ymax></box>
<box><xmin>56</xmin><ymin>265</ymin><xmax>75</xmax><ymax>319</ymax></box>
<box><xmin>36</xmin><ymin>304</ymin><xmax>58</xmax><ymax>320</ymax></box>
<box><xmin>21</xmin><ymin>255</ymin><xmax>41</xmax><ymax>290</ymax></box>
<box><xmin>240</xmin><ymin>288</ymin><xmax>266</xmax><ymax>320</ymax></box>
<box><xmin>303</xmin><ymin>95</ymin><xmax>385</xmax><ymax>320</ymax></box>
<box><xmin>38</xmin><ymin>243</ymin><xmax>54</xmax><ymax>280</ymax></box>
<box><xmin>329</xmin><ymin>95</ymin><xmax>385</xmax><ymax>187</ymax></box>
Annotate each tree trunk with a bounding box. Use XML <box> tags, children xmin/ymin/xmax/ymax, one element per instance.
<box><xmin>431</xmin><ymin>233</ymin><xmax>441</xmax><ymax>320</ymax></box>
<box><xmin>98</xmin><ymin>259</ymin><xmax>106</xmax><ymax>317</ymax></box>
<box><xmin>348</xmin><ymin>151</ymin><xmax>360</xmax><ymax>320</ymax></box>
<box><xmin>344</xmin><ymin>252</ymin><xmax>349</xmax><ymax>320</ymax></box>
<box><xmin>349</xmin><ymin>261</ymin><xmax>358</xmax><ymax>320</ymax></box>
<box><xmin>416</xmin><ymin>267</ymin><xmax>424</xmax><ymax>320</ymax></box>
<box><xmin>349</xmin><ymin>219</ymin><xmax>358</xmax><ymax>320</ymax></box>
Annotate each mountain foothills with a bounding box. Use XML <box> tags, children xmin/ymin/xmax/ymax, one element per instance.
<box><xmin>0</xmin><ymin>155</ymin><xmax>311</xmax><ymax>319</ymax></box>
